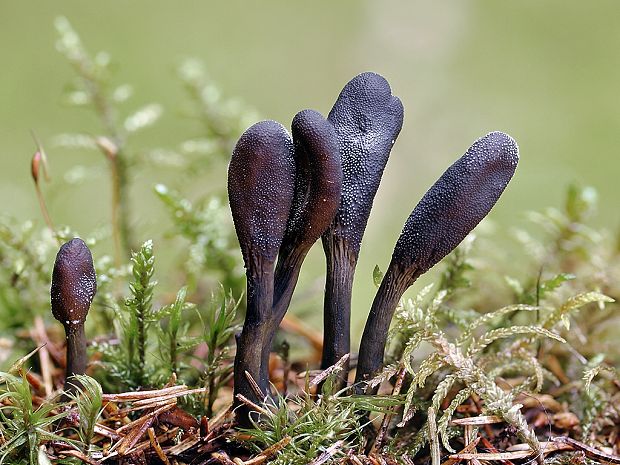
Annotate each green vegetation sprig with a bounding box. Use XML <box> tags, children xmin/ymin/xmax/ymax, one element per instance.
<box><xmin>155</xmin><ymin>184</ymin><xmax>244</xmax><ymax>295</ymax></box>
<box><xmin>96</xmin><ymin>240</ymin><xmax>204</xmax><ymax>391</ymax></box>
<box><xmin>0</xmin><ymin>353</ymin><xmax>73</xmax><ymax>464</ymax></box>
<box><xmin>238</xmin><ymin>374</ymin><xmax>366</xmax><ymax>465</ymax></box>
<box><xmin>156</xmin><ymin>286</ymin><xmax>194</xmax><ymax>376</ymax></box>
<box><xmin>125</xmin><ymin>240</ymin><xmax>156</xmax><ymax>386</ymax></box>
<box><xmin>63</xmin><ymin>375</ymin><xmax>105</xmax><ymax>457</ymax></box>
<box><xmin>375</xmin><ymin>282</ymin><xmax>613</xmax><ymax>462</ymax></box>
<box><xmin>54</xmin><ymin>16</ymin><xmax>149</xmax><ymax>261</ymax></box>
<box><xmin>199</xmin><ymin>288</ymin><xmax>240</xmax><ymax>417</ymax></box>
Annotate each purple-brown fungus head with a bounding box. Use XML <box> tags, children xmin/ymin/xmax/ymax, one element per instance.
<box><xmin>283</xmin><ymin>109</ymin><xmax>342</xmax><ymax>250</ymax></box>
<box><xmin>393</xmin><ymin>131</ymin><xmax>519</xmax><ymax>276</ymax></box>
<box><xmin>51</xmin><ymin>238</ymin><xmax>97</xmax><ymax>327</ymax></box>
<box><xmin>327</xmin><ymin>72</ymin><xmax>404</xmax><ymax>254</ymax></box>
<box><xmin>228</xmin><ymin>120</ymin><xmax>296</xmax><ymax>265</ymax></box>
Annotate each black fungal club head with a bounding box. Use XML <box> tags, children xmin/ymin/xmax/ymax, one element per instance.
<box><xmin>326</xmin><ymin>71</ymin><xmax>404</xmax><ymax>254</ymax></box>
<box><xmin>51</xmin><ymin>237</ymin><xmax>97</xmax><ymax>329</ymax></box>
<box><xmin>281</xmin><ymin>109</ymin><xmax>342</xmax><ymax>255</ymax></box>
<box><xmin>228</xmin><ymin>120</ymin><xmax>296</xmax><ymax>266</ymax></box>
<box><xmin>392</xmin><ymin>131</ymin><xmax>519</xmax><ymax>278</ymax></box>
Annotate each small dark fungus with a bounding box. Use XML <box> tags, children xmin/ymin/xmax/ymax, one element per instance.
<box><xmin>50</xmin><ymin>237</ymin><xmax>97</xmax><ymax>394</ymax></box>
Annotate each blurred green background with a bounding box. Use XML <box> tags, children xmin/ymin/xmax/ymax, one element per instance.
<box><xmin>1</xmin><ymin>1</ymin><xmax>619</xmax><ymax>342</ymax></box>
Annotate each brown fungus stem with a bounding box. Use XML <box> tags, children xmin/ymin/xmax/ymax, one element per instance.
<box><xmin>228</xmin><ymin>120</ymin><xmax>295</xmax><ymax>420</ymax></box>
<box><xmin>321</xmin><ymin>72</ymin><xmax>404</xmax><ymax>382</ymax></box>
<box><xmin>50</xmin><ymin>238</ymin><xmax>97</xmax><ymax>394</ymax></box>
<box><xmin>260</xmin><ymin>109</ymin><xmax>342</xmax><ymax>389</ymax></box>
<box><xmin>355</xmin><ymin>131</ymin><xmax>519</xmax><ymax>390</ymax></box>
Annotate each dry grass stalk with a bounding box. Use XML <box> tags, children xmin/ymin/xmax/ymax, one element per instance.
<box><xmin>550</xmin><ymin>436</ymin><xmax>620</xmax><ymax>464</ymax></box>
<box><xmin>428</xmin><ymin>407</ymin><xmax>440</xmax><ymax>465</ymax></box>
<box><xmin>374</xmin><ymin>364</ymin><xmax>407</xmax><ymax>451</ymax></box>
<box><xmin>59</xmin><ymin>449</ymin><xmax>101</xmax><ymax>465</ymax></box>
<box><xmin>147</xmin><ymin>427</ymin><xmax>171</xmax><ymax>465</ymax></box>
<box><xmin>309</xmin><ymin>353</ymin><xmax>350</xmax><ymax>388</ymax></box>
<box><xmin>101</xmin><ymin>384</ymin><xmax>188</xmax><ymax>402</ymax></box>
<box><xmin>237</xmin><ymin>436</ymin><xmax>292</xmax><ymax>465</ymax></box>
<box><xmin>451</xmin><ymin>415</ymin><xmax>504</xmax><ymax>426</ymax></box>
<box><xmin>440</xmin><ymin>437</ymin><xmax>481</xmax><ymax>465</ymax></box>
<box><xmin>308</xmin><ymin>440</ymin><xmax>345</xmax><ymax>465</ymax></box>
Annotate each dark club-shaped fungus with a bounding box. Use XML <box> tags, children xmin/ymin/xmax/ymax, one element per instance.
<box><xmin>262</xmin><ymin>109</ymin><xmax>342</xmax><ymax>388</ymax></box>
<box><xmin>321</xmin><ymin>72</ymin><xmax>404</xmax><ymax>379</ymax></box>
<box><xmin>355</xmin><ymin>131</ymin><xmax>519</xmax><ymax>389</ymax></box>
<box><xmin>228</xmin><ymin>120</ymin><xmax>295</xmax><ymax>410</ymax></box>
<box><xmin>51</xmin><ymin>238</ymin><xmax>97</xmax><ymax>394</ymax></box>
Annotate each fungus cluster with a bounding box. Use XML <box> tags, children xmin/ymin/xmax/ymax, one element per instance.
<box><xmin>228</xmin><ymin>111</ymin><xmax>343</xmax><ymax>417</ymax></box>
<box><xmin>228</xmin><ymin>72</ymin><xmax>519</xmax><ymax>421</ymax></box>
<box><xmin>42</xmin><ymin>72</ymin><xmax>519</xmax><ymax>427</ymax></box>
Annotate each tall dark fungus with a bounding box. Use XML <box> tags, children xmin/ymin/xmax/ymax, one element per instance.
<box><xmin>51</xmin><ymin>238</ymin><xmax>97</xmax><ymax>394</ymax></box>
<box><xmin>228</xmin><ymin>120</ymin><xmax>295</xmax><ymax>414</ymax></box>
<box><xmin>321</xmin><ymin>72</ymin><xmax>404</xmax><ymax>383</ymax></box>
<box><xmin>355</xmin><ymin>131</ymin><xmax>519</xmax><ymax>390</ymax></box>
<box><xmin>229</xmin><ymin>112</ymin><xmax>342</xmax><ymax>424</ymax></box>
<box><xmin>266</xmin><ymin>110</ymin><xmax>342</xmax><ymax>387</ymax></box>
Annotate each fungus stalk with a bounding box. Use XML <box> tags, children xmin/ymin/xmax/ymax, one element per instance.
<box><xmin>235</xmin><ymin>258</ymin><xmax>276</xmax><ymax>399</ymax></box>
<box><xmin>64</xmin><ymin>324</ymin><xmax>88</xmax><ymax>385</ymax></box>
<box><xmin>356</xmin><ymin>132</ymin><xmax>519</xmax><ymax>389</ymax></box>
<box><xmin>50</xmin><ymin>238</ymin><xmax>97</xmax><ymax>394</ymax></box>
<box><xmin>321</xmin><ymin>72</ymin><xmax>403</xmax><ymax>382</ymax></box>
<box><xmin>321</xmin><ymin>239</ymin><xmax>356</xmax><ymax>370</ymax></box>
